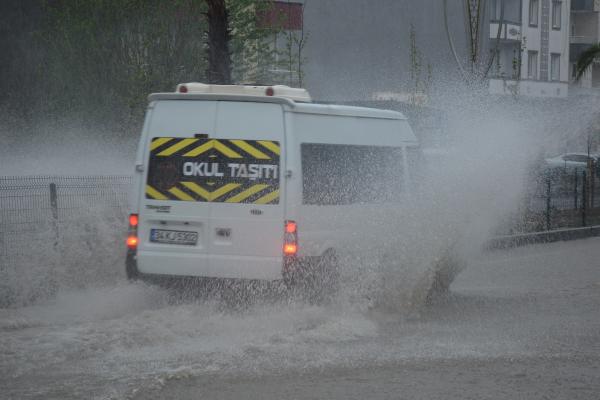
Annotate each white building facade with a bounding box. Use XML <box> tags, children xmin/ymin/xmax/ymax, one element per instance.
<box><xmin>489</xmin><ymin>0</ymin><xmax>571</xmax><ymax>97</ymax></box>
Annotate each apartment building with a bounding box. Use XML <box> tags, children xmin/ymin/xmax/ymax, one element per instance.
<box><xmin>488</xmin><ymin>0</ymin><xmax>571</xmax><ymax>97</ymax></box>
<box><xmin>570</xmin><ymin>0</ymin><xmax>600</xmax><ymax>90</ymax></box>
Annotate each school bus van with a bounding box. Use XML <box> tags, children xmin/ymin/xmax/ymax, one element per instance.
<box><xmin>126</xmin><ymin>83</ymin><xmax>420</xmax><ymax>294</ymax></box>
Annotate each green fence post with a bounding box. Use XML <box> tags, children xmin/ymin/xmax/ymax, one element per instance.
<box><xmin>49</xmin><ymin>183</ymin><xmax>59</xmax><ymax>247</ymax></box>
<box><xmin>574</xmin><ymin>169</ymin><xmax>578</xmax><ymax>210</ymax></box>
<box><xmin>582</xmin><ymin>171</ymin><xmax>587</xmax><ymax>227</ymax></box>
<box><xmin>546</xmin><ymin>176</ymin><xmax>551</xmax><ymax>231</ymax></box>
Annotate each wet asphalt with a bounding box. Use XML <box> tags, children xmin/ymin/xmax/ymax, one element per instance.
<box><xmin>134</xmin><ymin>237</ymin><xmax>600</xmax><ymax>400</ymax></box>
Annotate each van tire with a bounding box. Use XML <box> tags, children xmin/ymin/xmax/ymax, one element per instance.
<box><xmin>425</xmin><ymin>251</ymin><xmax>465</xmax><ymax>304</ymax></box>
<box><xmin>302</xmin><ymin>249</ymin><xmax>340</xmax><ymax>304</ymax></box>
<box><xmin>125</xmin><ymin>251</ymin><xmax>139</xmax><ymax>281</ymax></box>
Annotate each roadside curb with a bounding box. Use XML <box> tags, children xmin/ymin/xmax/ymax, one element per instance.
<box><xmin>487</xmin><ymin>225</ymin><xmax>600</xmax><ymax>250</ymax></box>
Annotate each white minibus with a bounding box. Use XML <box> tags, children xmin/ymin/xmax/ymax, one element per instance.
<box><xmin>126</xmin><ymin>83</ymin><xmax>421</xmax><ymax>296</ymax></box>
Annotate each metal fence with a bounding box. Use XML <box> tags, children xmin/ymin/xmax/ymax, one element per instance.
<box><xmin>1</xmin><ymin>172</ymin><xmax>599</xmax><ymax>306</ymax></box>
<box><xmin>0</xmin><ymin>176</ymin><xmax>131</xmax><ymax>306</ymax></box>
<box><xmin>503</xmin><ymin>168</ymin><xmax>600</xmax><ymax>234</ymax></box>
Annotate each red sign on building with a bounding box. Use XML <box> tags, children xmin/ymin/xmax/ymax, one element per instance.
<box><xmin>257</xmin><ymin>1</ymin><xmax>304</xmax><ymax>31</ymax></box>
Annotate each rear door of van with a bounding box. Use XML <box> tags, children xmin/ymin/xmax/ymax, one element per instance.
<box><xmin>208</xmin><ymin>101</ymin><xmax>285</xmax><ymax>279</ymax></box>
<box><xmin>137</xmin><ymin>99</ymin><xmax>285</xmax><ymax>280</ymax></box>
<box><xmin>137</xmin><ymin>100</ymin><xmax>215</xmax><ymax>276</ymax></box>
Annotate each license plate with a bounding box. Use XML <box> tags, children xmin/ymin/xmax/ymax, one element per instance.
<box><xmin>150</xmin><ymin>229</ymin><xmax>198</xmax><ymax>245</ymax></box>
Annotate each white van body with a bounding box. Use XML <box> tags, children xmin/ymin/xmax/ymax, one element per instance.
<box><xmin>128</xmin><ymin>85</ymin><xmax>419</xmax><ymax>283</ymax></box>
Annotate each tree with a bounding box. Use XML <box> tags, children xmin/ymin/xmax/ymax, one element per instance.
<box><xmin>574</xmin><ymin>43</ymin><xmax>600</xmax><ymax>82</ymax></box>
<box><xmin>281</xmin><ymin>0</ymin><xmax>308</xmax><ymax>87</ymax></box>
<box><xmin>206</xmin><ymin>0</ymin><xmax>232</xmax><ymax>84</ymax></box>
<box><xmin>228</xmin><ymin>0</ymin><xmax>299</xmax><ymax>85</ymax></box>
<box><xmin>3</xmin><ymin>0</ymin><xmax>305</xmax><ymax>132</ymax></box>
<box><xmin>39</xmin><ymin>0</ymin><xmax>207</xmax><ymax>126</ymax></box>
<box><xmin>229</xmin><ymin>0</ymin><xmax>280</xmax><ymax>84</ymax></box>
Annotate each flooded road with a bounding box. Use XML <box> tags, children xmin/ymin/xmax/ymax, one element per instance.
<box><xmin>2</xmin><ymin>238</ymin><xmax>599</xmax><ymax>399</ymax></box>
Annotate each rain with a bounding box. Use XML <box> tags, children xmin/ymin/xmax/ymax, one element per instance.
<box><xmin>1</xmin><ymin>1</ymin><xmax>600</xmax><ymax>399</ymax></box>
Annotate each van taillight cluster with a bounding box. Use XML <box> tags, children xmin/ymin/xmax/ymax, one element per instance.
<box><xmin>126</xmin><ymin>214</ymin><xmax>139</xmax><ymax>249</ymax></box>
<box><xmin>284</xmin><ymin>220</ymin><xmax>298</xmax><ymax>256</ymax></box>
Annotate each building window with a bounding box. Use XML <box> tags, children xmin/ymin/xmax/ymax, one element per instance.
<box><xmin>551</xmin><ymin>53</ymin><xmax>561</xmax><ymax>81</ymax></box>
<box><xmin>552</xmin><ymin>1</ymin><xmax>562</xmax><ymax>29</ymax></box>
<box><xmin>528</xmin><ymin>51</ymin><xmax>538</xmax><ymax>79</ymax></box>
<box><xmin>529</xmin><ymin>0</ymin><xmax>539</xmax><ymax>26</ymax></box>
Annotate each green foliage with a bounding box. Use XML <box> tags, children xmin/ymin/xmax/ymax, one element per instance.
<box><xmin>575</xmin><ymin>43</ymin><xmax>600</xmax><ymax>82</ymax></box>
<box><xmin>38</xmin><ymin>0</ymin><xmax>208</xmax><ymax>128</ymax></box>
<box><xmin>228</xmin><ymin>0</ymin><xmax>280</xmax><ymax>84</ymax></box>
<box><xmin>282</xmin><ymin>13</ymin><xmax>308</xmax><ymax>87</ymax></box>
<box><xmin>228</xmin><ymin>0</ymin><xmax>307</xmax><ymax>87</ymax></box>
<box><xmin>2</xmin><ymin>0</ymin><xmax>309</xmax><ymax>133</ymax></box>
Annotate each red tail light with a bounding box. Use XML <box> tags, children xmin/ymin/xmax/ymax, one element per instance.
<box><xmin>284</xmin><ymin>243</ymin><xmax>297</xmax><ymax>255</ymax></box>
<box><xmin>127</xmin><ymin>214</ymin><xmax>139</xmax><ymax>250</ymax></box>
<box><xmin>126</xmin><ymin>236</ymin><xmax>138</xmax><ymax>249</ymax></box>
<box><xmin>285</xmin><ymin>221</ymin><xmax>297</xmax><ymax>233</ymax></box>
<box><xmin>284</xmin><ymin>220</ymin><xmax>298</xmax><ymax>256</ymax></box>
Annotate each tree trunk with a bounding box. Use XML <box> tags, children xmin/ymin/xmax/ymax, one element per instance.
<box><xmin>205</xmin><ymin>0</ymin><xmax>232</xmax><ymax>84</ymax></box>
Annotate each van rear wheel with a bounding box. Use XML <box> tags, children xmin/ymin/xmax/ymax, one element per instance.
<box><xmin>125</xmin><ymin>251</ymin><xmax>139</xmax><ymax>281</ymax></box>
<box><xmin>300</xmin><ymin>249</ymin><xmax>340</xmax><ymax>304</ymax></box>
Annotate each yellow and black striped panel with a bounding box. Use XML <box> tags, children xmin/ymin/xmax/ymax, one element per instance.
<box><xmin>149</xmin><ymin>138</ymin><xmax>280</xmax><ymax>160</ymax></box>
<box><xmin>146</xmin><ymin>137</ymin><xmax>280</xmax><ymax>204</ymax></box>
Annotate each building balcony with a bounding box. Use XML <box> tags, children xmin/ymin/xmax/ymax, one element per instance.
<box><xmin>570</xmin><ymin>35</ymin><xmax>598</xmax><ymax>44</ymax></box>
<box><xmin>490</xmin><ymin>20</ymin><xmax>522</xmax><ymax>41</ymax></box>
<box><xmin>571</xmin><ymin>0</ymin><xmax>599</xmax><ymax>12</ymax></box>
<box><xmin>489</xmin><ymin>79</ymin><xmax>568</xmax><ymax>97</ymax></box>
